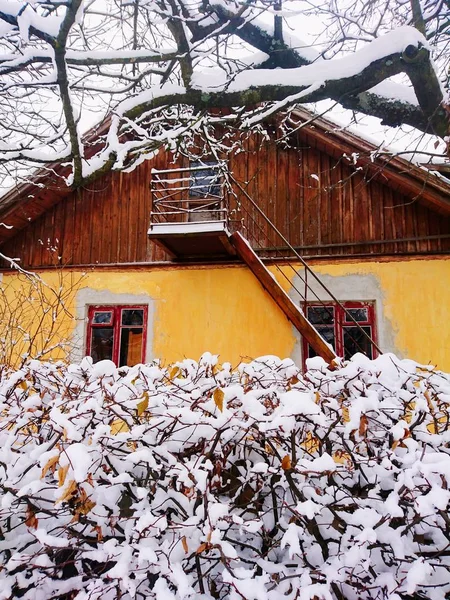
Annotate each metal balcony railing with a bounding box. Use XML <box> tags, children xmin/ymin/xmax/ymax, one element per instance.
<box><xmin>150</xmin><ymin>163</ymin><xmax>228</xmax><ymax>226</ymax></box>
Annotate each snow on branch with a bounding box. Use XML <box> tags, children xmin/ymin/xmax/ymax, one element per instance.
<box><xmin>0</xmin><ymin>352</ymin><xmax>449</xmax><ymax>598</ymax></box>
<box><xmin>0</xmin><ymin>0</ymin><xmax>448</xmax><ymax>190</ymax></box>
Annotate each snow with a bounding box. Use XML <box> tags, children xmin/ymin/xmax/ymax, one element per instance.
<box><xmin>0</xmin><ymin>0</ymin><xmax>63</xmax><ymax>39</ymax></box>
<box><xmin>148</xmin><ymin>220</ymin><xmax>229</xmax><ymax>235</ymax></box>
<box><xmin>190</xmin><ymin>27</ymin><xmax>427</xmax><ymax>94</ymax></box>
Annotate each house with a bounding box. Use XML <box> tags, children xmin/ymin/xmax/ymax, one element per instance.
<box><xmin>0</xmin><ymin>109</ymin><xmax>449</xmax><ymax>369</ymax></box>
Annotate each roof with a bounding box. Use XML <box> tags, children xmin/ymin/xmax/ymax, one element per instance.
<box><xmin>0</xmin><ymin>109</ymin><xmax>449</xmax><ymax>246</ymax></box>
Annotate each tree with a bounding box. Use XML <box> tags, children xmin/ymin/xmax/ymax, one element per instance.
<box><xmin>0</xmin><ymin>0</ymin><xmax>448</xmax><ymax>191</ymax></box>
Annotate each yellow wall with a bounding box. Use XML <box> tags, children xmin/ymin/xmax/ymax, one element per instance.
<box><xmin>1</xmin><ymin>257</ymin><xmax>449</xmax><ymax>370</ymax></box>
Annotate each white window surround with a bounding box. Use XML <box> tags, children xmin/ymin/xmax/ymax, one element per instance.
<box><xmin>71</xmin><ymin>288</ymin><xmax>154</xmax><ymax>364</ymax></box>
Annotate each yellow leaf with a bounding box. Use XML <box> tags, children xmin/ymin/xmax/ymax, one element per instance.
<box><xmin>57</xmin><ymin>480</ymin><xmax>77</xmax><ymax>504</ymax></box>
<box><xmin>181</xmin><ymin>536</ymin><xmax>188</xmax><ymax>554</ymax></box>
<box><xmin>41</xmin><ymin>455</ymin><xmax>59</xmax><ymax>479</ymax></box>
<box><xmin>213</xmin><ymin>388</ymin><xmax>224</xmax><ymax>412</ymax></box>
<box><xmin>281</xmin><ymin>455</ymin><xmax>292</xmax><ymax>470</ymax></box>
<box><xmin>300</xmin><ymin>432</ymin><xmax>320</xmax><ymax>454</ymax></box>
<box><xmin>58</xmin><ymin>464</ymin><xmax>69</xmax><ymax>487</ymax></box>
<box><xmin>333</xmin><ymin>450</ymin><xmax>351</xmax><ymax>465</ymax></box>
<box><xmin>25</xmin><ymin>505</ymin><xmax>38</xmax><ymax>529</ymax></box>
<box><xmin>427</xmin><ymin>415</ymin><xmax>449</xmax><ymax>434</ymax></box>
<box><xmin>137</xmin><ymin>392</ymin><xmax>149</xmax><ymax>416</ymax></box>
<box><xmin>341</xmin><ymin>407</ymin><xmax>350</xmax><ymax>423</ymax></box>
<box><xmin>169</xmin><ymin>366</ymin><xmax>180</xmax><ymax>380</ymax></box>
<box><xmin>314</xmin><ymin>391</ymin><xmax>320</xmax><ymax>404</ymax></box>
<box><xmin>111</xmin><ymin>419</ymin><xmax>129</xmax><ymax>434</ymax></box>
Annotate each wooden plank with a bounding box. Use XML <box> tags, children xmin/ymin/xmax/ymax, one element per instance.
<box><xmin>289</xmin><ymin>145</ymin><xmax>302</xmax><ymax>249</ymax></box>
<box><xmin>276</xmin><ymin>145</ymin><xmax>289</xmax><ymax>248</ymax></box>
<box><xmin>230</xmin><ymin>231</ymin><xmax>337</xmax><ymax>364</ymax></box>
<box><xmin>329</xmin><ymin>155</ymin><xmax>343</xmax><ymax>256</ymax></box>
<box><xmin>303</xmin><ymin>147</ymin><xmax>321</xmax><ymax>248</ymax></box>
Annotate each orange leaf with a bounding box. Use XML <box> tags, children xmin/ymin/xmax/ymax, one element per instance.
<box><xmin>181</xmin><ymin>536</ymin><xmax>188</xmax><ymax>554</ymax></box>
<box><xmin>281</xmin><ymin>455</ymin><xmax>292</xmax><ymax>470</ymax></box>
<box><xmin>25</xmin><ymin>505</ymin><xmax>38</xmax><ymax>530</ymax></box>
<box><xmin>213</xmin><ymin>388</ymin><xmax>224</xmax><ymax>412</ymax></box>
<box><xmin>92</xmin><ymin>525</ymin><xmax>103</xmax><ymax>542</ymax></box>
<box><xmin>359</xmin><ymin>414</ymin><xmax>368</xmax><ymax>437</ymax></box>
<box><xmin>196</xmin><ymin>542</ymin><xmax>209</xmax><ymax>555</ymax></box>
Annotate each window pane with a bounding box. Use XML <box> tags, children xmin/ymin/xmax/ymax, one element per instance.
<box><xmin>93</xmin><ymin>311</ymin><xmax>113</xmax><ymax>325</ymax></box>
<box><xmin>189</xmin><ymin>162</ymin><xmax>221</xmax><ymax>198</ymax></box>
<box><xmin>91</xmin><ymin>328</ymin><xmax>114</xmax><ymax>362</ymax></box>
<box><xmin>308</xmin><ymin>327</ymin><xmax>335</xmax><ymax>358</ymax></box>
<box><xmin>121</xmin><ymin>309</ymin><xmax>144</xmax><ymax>326</ymax></box>
<box><xmin>343</xmin><ymin>326</ymin><xmax>373</xmax><ymax>360</ymax></box>
<box><xmin>307</xmin><ymin>306</ymin><xmax>334</xmax><ymax>325</ymax></box>
<box><xmin>119</xmin><ymin>328</ymin><xmax>143</xmax><ymax>367</ymax></box>
<box><xmin>345</xmin><ymin>308</ymin><xmax>368</xmax><ymax>323</ymax></box>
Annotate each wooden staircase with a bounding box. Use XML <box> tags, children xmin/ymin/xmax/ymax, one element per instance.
<box><xmin>229</xmin><ymin>232</ymin><xmax>337</xmax><ymax>364</ymax></box>
<box><xmin>148</xmin><ymin>216</ymin><xmax>337</xmax><ymax>364</ymax></box>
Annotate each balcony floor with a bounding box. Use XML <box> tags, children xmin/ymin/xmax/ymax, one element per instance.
<box><xmin>148</xmin><ymin>220</ymin><xmax>236</xmax><ymax>260</ymax></box>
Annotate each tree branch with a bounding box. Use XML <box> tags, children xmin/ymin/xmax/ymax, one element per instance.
<box><xmin>54</xmin><ymin>0</ymin><xmax>84</xmax><ymax>186</ymax></box>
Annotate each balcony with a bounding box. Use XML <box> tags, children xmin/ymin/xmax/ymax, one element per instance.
<box><xmin>148</xmin><ymin>162</ymin><xmax>236</xmax><ymax>260</ymax></box>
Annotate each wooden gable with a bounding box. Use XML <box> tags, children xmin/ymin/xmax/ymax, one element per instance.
<box><xmin>0</xmin><ymin>121</ymin><xmax>449</xmax><ymax>269</ymax></box>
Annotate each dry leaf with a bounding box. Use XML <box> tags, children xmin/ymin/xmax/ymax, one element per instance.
<box><xmin>181</xmin><ymin>536</ymin><xmax>188</xmax><ymax>554</ymax></box>
<box><xmin>25</xmin><ymin>505</ymin><xmax>38</xmax><ymax>530</ymax></box>
<box><xmin>314</xmin><ymin>391</ymin><xmax>320</xmax><ymax>404</ymax></box>
<box><xmin>169</xmin><ymin>366</ymin><xmax>180</xmax><ymax>380</ymax></box>
<box><xmin>137</xmin><ymin>392</ymin><xmax>149</xmax><ymax>416</ymax></box>
<box><xmin>333</xmin><ymin>450</ymin><xmax>351</xmax><ymax>465</ymax></box>
<box><xmin>111</xmin><ymin>419</ymin><xmax>129</xmax><ymax>434</ymax></box>
<box><xmin>196</xmin><ymin>542</ymin><xmax>209</xmax><ymax>555</ymax></box>
<box><xmin>41</xmin><ymin>455</ymin><xmax>59</xmax><ymax>479</ymax></box>
<box><xmin>75</xmin><ymin>487</ymin><xmax>96</xmax><ymax>515</ymax></box>
<box><xmin>213</xmin><ymin>388</ymin><xmax>224</xmax><ymax>412</ymax></box>
<box><xmin>359</xmin><ymin>414</ymin><xmax>368</xmax><ymax>437</ymax></box>
<box><xmin>57</xmin><ymin>480</ymin><xmax>77</xmax><ymax>504</ymax></box>
<box><xmin>281</xmin><ymin>455</ymin><xmax>292</xmax><ymax>470</ymax></box>
<box><xmin>58</xmin><ymin>464</ymin><xmax>69</xmax><ymax>487</ymax></box>
<box><xmin>92</xmin><ymin>525</ymin><xmax>103</xmax><ymax>542</ymax></box>
<box><xmin>300</xmin><ymin>432</ymin><xmax>320</xmax><ymax>454</ymax></box>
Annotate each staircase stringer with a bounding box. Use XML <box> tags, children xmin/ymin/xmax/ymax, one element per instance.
<box><xmin>230</xmin><ymin>231</ymin><xmax>337</xmax><ymax>365</ymax></box>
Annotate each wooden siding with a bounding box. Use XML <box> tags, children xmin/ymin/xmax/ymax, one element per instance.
<box><xmin>1</xmin><ymin>133</ymin><xmax>449</xmax><ymax>269</ymax></box>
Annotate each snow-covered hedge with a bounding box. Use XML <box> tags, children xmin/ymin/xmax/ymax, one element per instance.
<box><xmin>0</xmin><ymin>353</ymin><xmax>450</xmax><ymax>600</ymax></box>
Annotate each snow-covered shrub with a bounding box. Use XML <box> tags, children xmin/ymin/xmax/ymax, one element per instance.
<box><xmin>0</xmin><ymin>352</ymin><xmax>449</xmax><ymax>600</ymax></box>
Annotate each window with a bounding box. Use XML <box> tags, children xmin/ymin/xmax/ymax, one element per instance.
<box><xmin>304</xmin><ymin>301</ymin><xmax>377</xmax><ymax>361</ymax></box>
<box><xmin>86</xmin><ymin>305</ymin><xmax>147</xmax><ymax>366</ymax></box>
<box><xmin>189</xmin><ymin>160</ymin><xmax>222</xmax><ymax>198</ymax></box>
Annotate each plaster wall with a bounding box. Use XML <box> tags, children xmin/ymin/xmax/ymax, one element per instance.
<box><xmin>0</xmin><ymin>257</ymin><xmax>448</xmax><ymax>370</ymax></box>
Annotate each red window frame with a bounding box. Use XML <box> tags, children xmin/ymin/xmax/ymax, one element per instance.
<box><xmin>303</xmin><ymin>301</ymin><xmax>378</xmax><ymax>362</ymax></box>
<box><xmin>86</xmin><ymin>305</ymin><xmax>148</xmax><ymax>366</ymax></box>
